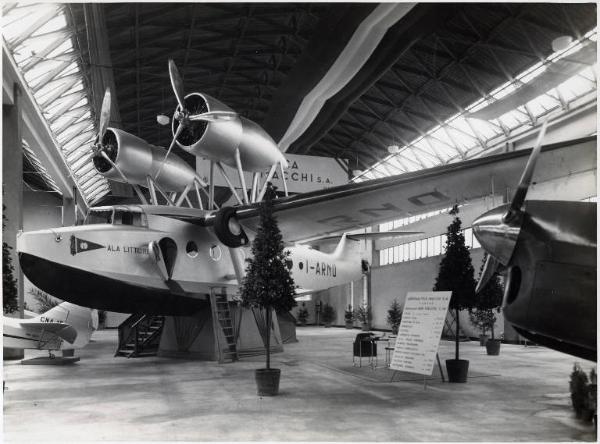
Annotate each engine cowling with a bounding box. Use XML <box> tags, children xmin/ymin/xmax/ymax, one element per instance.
<box><xmin>172</xmin><ymin>92</ymin><xmax>287</xmax><ymax>172</ymax></box>
<box><xmin>213</xmin><ymin>207</ymin><xmax>249</xmax><ymax>248</ymax></box>
<box><xmin>93</xmin><ymin>128</ymin><xmax>197</xmax><ymax>192</ymax></box>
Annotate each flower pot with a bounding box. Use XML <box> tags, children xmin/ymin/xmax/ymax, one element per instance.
<box><xmin>479</xmin><ymin>334</ymin><xmax>489</xmax><ymax>346</ymax></box>
<box><xmin>391</xmin><ymin>326</ymin><xmax>399</xmax><ymax>335</ymax></box>
<box><xmin>446</xmin><ymin>359</ymin><xmax>469</xmax><ymax>383</ymax></box>
<box><xmin>361</xmin><ymin>323</ymin><xmax>370</xmax><ymax>331</ymax></box>
<box><xmin>345</xmin><ymin>321</ymin><xmax>354</xmax><ymax>329</ymax></box>
<box><xmin>486</xmin><ymin>339</ymin><xmax>501</xmax><ymax>355</ymax></box>
<box><xmin>255</xmin><ymin>368</ymin><xmax>281</xmax><ymax>396</ymax></box>
<box><xmin>324</xmin><ymin>322</ymin><xmax>332</xmax><ymax>328</ymax></box>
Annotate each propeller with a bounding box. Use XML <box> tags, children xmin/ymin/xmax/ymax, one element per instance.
<box><xmin>168</xmin><ymin>59</ymin><xmax>186</xmax><ymax>112</ymax></box>
<box><xmin>473</xmin><ymin>119</ymin><xmax>549</xmax><ymax>293</ymax></box>
<box><xmin>156</xmin><ymin>60</ymin><xmax>239</xmax><ymax>178</ymax></box>
<box><xmin>504</xmin><ymin>119</ymin><xmax>548</xmax><ymax>223</ymax></box>
<box><xmin>475</xmin><ymin>254</ymin><xmax>500</xmax><ymax>294</ymax></box>
<box><xmin>188</xmin><ymin>110</ymin><xmax>237</xmax><ymax>122</ymax></box>
<box><xmin>91</xmin><ymin>88</ymin><xmax>118</xmax><ymax>172</ymax></box>
<box><xmin>98</xmin><ymin>87</ymin><xmax>111</xmax><ymax>142</ymax></box>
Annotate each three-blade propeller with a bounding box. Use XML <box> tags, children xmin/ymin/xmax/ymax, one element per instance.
<box><xmin>474</xmin><ymin>119</ymin><xmax>549</xmax><ymax>293</ymax></box>
<box><xmin>155</xmin><ymin>60</ymin><xmax>237</xmax><ymax>180</ymax></box>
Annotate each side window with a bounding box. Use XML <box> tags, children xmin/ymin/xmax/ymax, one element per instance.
<box><xmin>186</xmin><ymin>241</ymin><xmax>198</xmax><ymax>258</ymax></box>
<box><xmin>121</xmin><ymin>212</ymin><xmax>133</xmax><ymax>225</ymax></box>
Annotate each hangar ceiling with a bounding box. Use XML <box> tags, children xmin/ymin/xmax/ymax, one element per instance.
<box><xmin>3</xmin><ymin>3</ymin><xmax>597</xmax><ymax>204</ymax></box>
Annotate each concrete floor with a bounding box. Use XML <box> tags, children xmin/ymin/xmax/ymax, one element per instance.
<box><xmin>3</xmin><ymin>326</ymin><xmax>597</xmax><ymax>442</ymax></box>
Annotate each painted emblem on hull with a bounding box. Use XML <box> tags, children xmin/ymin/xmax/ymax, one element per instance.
<box><xmin>70</xmin><ymin>235</ymin><xmax>105</xmax><ymax>255</ymax></box>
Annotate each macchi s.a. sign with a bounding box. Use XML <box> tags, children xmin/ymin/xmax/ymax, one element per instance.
<box><xmin>196</xmin><ymin>153</ymin><xmax>348</xmax><ymax>193</ymax></box>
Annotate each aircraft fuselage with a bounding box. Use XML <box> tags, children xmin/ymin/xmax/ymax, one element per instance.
<box><xmin>18</xmin><ymin>205</ymin><xmax>362</xmax><ymax>315</ymax></box>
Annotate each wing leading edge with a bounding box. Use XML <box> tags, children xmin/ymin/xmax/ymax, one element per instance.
<box><xmin>233</xmin><ymin>136</ymin><xmax>595</xmax><ymax>242</ymax></box>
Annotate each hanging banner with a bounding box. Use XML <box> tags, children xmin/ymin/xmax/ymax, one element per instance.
<box><xmin>196</xmin><ymin>154</ymin><xmax>348</xmax><ymax>193</ymax></box>
<box><xmin>390</xmin><ymin>291</ymin><xmax>451</xmax><ymax>375</ymax></box>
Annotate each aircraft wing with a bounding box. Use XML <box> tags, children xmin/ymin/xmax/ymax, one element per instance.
<box><xmin>231</xmin><ymin>136</ymin><xmax>594</xmax><ymax>243</ymax></box>
<box><xmin>20</xmin><ymin>321</ymin><xmax>78</xmax><ymax>344</ymax></box>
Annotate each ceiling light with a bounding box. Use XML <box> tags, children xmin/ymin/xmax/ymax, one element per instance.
<box><xmin>387</xmin><ymin>144</ymin><xmax>400</xmax><ymax>154</ymax></box>
<box><xmin>157</xmin><ymin>114</ymin><xmax>170</xmax><ymax>125</ymax></box>
<box><xmin>352</xmin><ymin>169</ymin><xmax>363</xmax><ymax>177</ymax></box>
<box><xmin>552</xmin><ymin>35</ymin><xmax>573</xmax><ymax>52</ymax></box>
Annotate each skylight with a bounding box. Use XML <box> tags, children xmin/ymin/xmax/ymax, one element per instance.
<box><xmin>355</xmin><ymin>28</ymin><xmax>597</xmax><ymax>182</ymax></box>
<box><xmin>2</xmin><ymin>3</ymin><xmax>110</xmax><ymax>204</ymax></box>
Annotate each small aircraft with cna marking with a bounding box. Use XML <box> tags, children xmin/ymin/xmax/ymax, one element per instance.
<box><xmin>16</xmin><ymin>61</ymin><xmax>596</xmax><ymax>361</ymax></box>
<box><xmin>3</xmin><ymin>302</ymin><xmax>98</xmax><ymax>356</ymax></box>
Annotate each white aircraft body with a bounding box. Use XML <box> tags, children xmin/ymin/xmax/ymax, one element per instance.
<box><xmin>16</xmin><ymin>61</ymin><xmax>596</xmax><ymax>318</ymax></box>
<box><xmin>3</xmin><ymin>302</ymin><xmax>97</xmax><ymax>352</ymax></box>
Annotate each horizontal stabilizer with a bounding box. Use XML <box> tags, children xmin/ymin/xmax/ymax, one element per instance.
<box><xmin>20</xmin><ymin>321</ymin><xmax>78</xmax><ymax>344</ymax></box>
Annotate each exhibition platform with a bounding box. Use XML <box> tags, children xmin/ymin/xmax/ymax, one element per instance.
<box><xmin>3</xmin><ymin>327</ymin><xmax>596</xmax><ymax>442</ymax></box>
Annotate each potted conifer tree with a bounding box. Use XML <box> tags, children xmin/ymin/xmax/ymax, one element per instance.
<box><xmin>344</xmin><ymin>305</ymin><xmax>355</xmax><ymax>329</ymax></box>
<box><xmin>297</xmin><ymin>303</ymin><xmax>309</xmax><ymax>326</ymax></box>
<box><xmin>472</xmin><ymin>253</ymin><xmax>504</xmax><ymax>355</ymax></box>
<box><xmin>240</xmin><ymin>183</ymin><xmax>296</xmax><ymax>396</ymax></box>
<box><xmin>354</xmin><ymin>304</ymin><xmax>371</xmax><ymax>331</ymax></box>
<box><xmin>386</xmin><ymin>299</ymin><xmax>403</xmax><ymax>335</ymax></box>
<box><xmin>3</xmin><ymin>207</ymin><xmax>18</xmax><ymax>315</ymax></box>
<box><xmin>433</xmin><ymin>205</ymin><xmax>477</xmax><ymax>383</ymax></box>
<box><xmin>321</xmin><ymin>303</ymin><xmax>335</xmax><ymax>327</ymax></box>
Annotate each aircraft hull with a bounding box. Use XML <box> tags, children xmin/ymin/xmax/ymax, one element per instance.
<box><xmin>19</xmin><ymin>253</ymin><xmax>207</xmax><ymax>315</ymax></box>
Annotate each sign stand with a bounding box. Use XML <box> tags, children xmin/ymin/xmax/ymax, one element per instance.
<box><xmin>388</xmin><ymin>291</ymin><xmax>452</xmax><ymax>387</ymax></box>
<box><xmin>390</xmin><ymin>352</ymin><xmax>445</xmax><ymax>386</ymax></box>
<box><xmin>436</xmin><ymin>353</ymin><xmax>446</xmax><ymax>382</ymax></box>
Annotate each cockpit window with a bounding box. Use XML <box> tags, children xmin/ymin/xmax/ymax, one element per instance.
<box><xmin>84</xmin><ymin>208</ymin><xmax>147</xmax><ymax>227</ymax></box>
<box><xmin>85</xmin><ymin>209</ymin><xmax>113</xmax><ymax>225</ymax></box>
<box><xmin>113</xmin><ymin>210</ymin><xmax>147</xmax><ymax>227</ymax></box>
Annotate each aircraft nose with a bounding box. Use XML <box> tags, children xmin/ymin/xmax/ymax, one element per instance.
<box><xmin>472</xmin><ymin>205</ymin><xmax>520</xmax><ymax>266</ymax></box>
<box><xmin>17</xmin><ymin>228</ymin><xmax>65</xmax><ymax>257</ymax></box>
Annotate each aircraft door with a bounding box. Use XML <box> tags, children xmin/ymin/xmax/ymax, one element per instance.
<box><xmin>159</xmin><ymin>237</ymin><xmax>178</xmax><ymax>279</ymax></box>
<box><xmin>149</xmin><ymin>238</ymin><xmax>178</xmax><ymax>281</ymax></box>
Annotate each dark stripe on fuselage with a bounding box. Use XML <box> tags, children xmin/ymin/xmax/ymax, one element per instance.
<box><xmin>19</xmin><ymin>253</ymin><xmax>207</xmax><ymax>315</ymax></box>
<box><xmin>3</xmin><ymin>334</ymin><xmax>40</xmax><ymax>343</ymax></box>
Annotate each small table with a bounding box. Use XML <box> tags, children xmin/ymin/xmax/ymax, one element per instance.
<box><xmin>358</xmin><ymin>337</ymin><xmax>378</xmax><ymax>368</ymax></box>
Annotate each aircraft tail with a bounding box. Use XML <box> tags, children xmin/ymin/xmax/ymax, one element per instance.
<box><xmin>23</xmin><ymin>302</ymin><xmax>96</xmax><ymax>349</ymax></box>
<box><xmin>331</xmin><ymin>231</ymin><xmax>421</xmax><ymax>259</ymax></box>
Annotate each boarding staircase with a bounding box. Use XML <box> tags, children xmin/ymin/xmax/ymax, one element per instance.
<box><xmin>209</xmin><ymin>288</ymin><xmax>239</xmax><ymax>363</ymax></box>
<box><xmin>115</xmin><ymin>314</ymin><xmax>165</xmax><ymax>358</ymax></box>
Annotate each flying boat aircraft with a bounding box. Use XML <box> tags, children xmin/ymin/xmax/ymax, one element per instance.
<box><xmin>17</xmin><ymin>61</ymin><xmax>596</xmax><ymax>360</ymax></box>
<box><xmin>473</xmin><ymin>122</ymin><xmax>596</xmax><ymax>362</ymax></box>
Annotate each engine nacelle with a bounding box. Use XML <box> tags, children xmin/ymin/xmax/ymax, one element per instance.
<box><xmin>172</xmin><ymin>93</ymin><xmax>287</xmax><ymax>172</ymax></box>
<box><xmin>93</xmin><ymin>128</ymin><xmax>197</xmax><ymax>192</ymax></box>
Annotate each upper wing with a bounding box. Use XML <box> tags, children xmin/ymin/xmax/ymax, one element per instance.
<box><xmin>232</xmin><ymin>136</ymin><xmax>595</xmax><ymax>242</ymax></box>
<box><xmin>20</xmin><ymin>321</ymin><xmax>78</xmax><ymax>344</ymax></box>
<box><xmin>164</xmin><ymin>136</ymin><xmax>594</xmax><ymax>242</ymax></box>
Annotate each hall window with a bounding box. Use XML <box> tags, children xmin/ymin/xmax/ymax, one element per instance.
<box><xmin>378</xmin><ymin>227</ymin><xmax>480</xmax><ymax>266</ymax></box>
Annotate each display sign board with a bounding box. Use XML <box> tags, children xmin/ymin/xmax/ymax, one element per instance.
<box><xmin>390</xmin><ymin>291</ymin><xmax>452</xmax><ymax>375</ymax></box>
<box><xmin>196</xmin><ymin>153</ymin><xmax>348</xmax><ymax>193</ymax></box>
